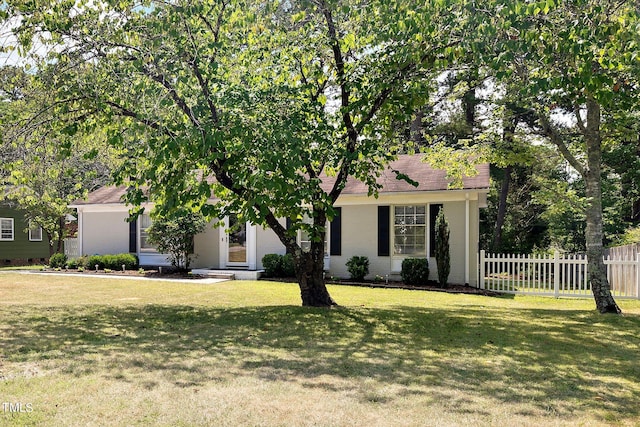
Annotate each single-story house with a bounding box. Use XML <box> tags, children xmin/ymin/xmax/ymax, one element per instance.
<box><xmin>0</xmin><ymin>202</ymin><xmax>50</xmax><ymax>265</ymax></box>
<box><xmin>69</xmin><ymin>154</ymin><xmax>490</xmax><ymax>285</ymax></box>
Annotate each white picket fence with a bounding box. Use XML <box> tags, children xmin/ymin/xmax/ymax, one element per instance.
<box><xmin>64</xmin><ymin>238</ymin><xmax>79</xmax><ymax>258</ymax></box>
<box><xmin>479</xmin><ymin>250</ymin><xmax>640</xmax><ymax>299</ymax></box>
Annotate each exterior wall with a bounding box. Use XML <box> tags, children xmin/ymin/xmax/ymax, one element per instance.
<box><xmin>0</xmin><ymin>206</ymin><xmax>50</xmax><ymax>264</ymax></box>
<box><xmin>193</xmin><ymin>223</ymin><xmax>221</xmax><ymax>269</ymax></box>
<box><xmin>80</xmin><ymin>211</ymin><xmax>130</xmax><ymax>256</ymax></box>
<box><xmin>72</xmin><ymin>188</ymin><xmax>485</xmax><ymax>285</ymax></box>
<box><xmin>329</xmin><ymin>204</ymin><xmax>382</xmax><ymax>279</ymax></box>
<box><xmin>256</xmin><ymin>220</ymin><xmax>287</xmax><ymax>269</ymax></box>
<box><xmin>329</xmin><ymin>192</ymin><xmax>483</xmax><ymax>286</ymax></box>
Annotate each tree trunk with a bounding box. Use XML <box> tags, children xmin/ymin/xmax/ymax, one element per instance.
<box><xmin>492</xmin><ymin>165</ymin><xmax>512</xmax><ymax>252</ymax></box>
<box><xmin>263</xmin><ymin>209</ymin><xmax>336</xmax><ymax>307</ymax></box>
<box><xmin>293</xmin><ymin>248</ymin><xmax>336</xmax><ymax>307</ymax></box>
<box><xmin>583</xmin><ymin>99</ymin><xmax>621</xmax><ymax>314</ymax></box>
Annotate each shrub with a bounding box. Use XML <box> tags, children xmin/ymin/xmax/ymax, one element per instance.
<box><xmin>435</xmin><ymin>210</ymin><xmax>450</xmax><ymax>288</ymax></box>
<box><xmin>87</xmin><ymin>255</ymin><xmax>104</xmax><ymax>270</ymax></box>
<box><xmin>66</xmin><ymin>257</ymin><xmax>82</xmax><ymax>269</ymax></box>
<box><xmin>261</xmin><ymin>253</ymin><xmax>296</xmax><ymax>278</ymax></box>
<box><xmin>81</xmin><ymin>253</ymin><xmax>138</xmax><ymax>271</ymax></box>
<box><xmin>281</xmin><ymin>254</ymin><xmax>296</xmax><ymax>277</ymax></box>
<box><xmin>346</xmin><ymin>255</ymin><xmax>369</xmax><ymax>281</ymax></box>
<box><xmin>49</xmin><ymin>253</ymin><xmax>68</xmax><ymax>268</ymax></box>
<box><xmin>262</xmin><ymin>253</ymin><xmax>283</xmax><ymax>277</ymax></box>
<box><xmin>146</xmin><ymin>210</ymin><xmax>206</xmax><ymax>270</ymax></box>
<box><xmin>401</xmin><ymin>258</ymin><xmax>429</xmax><ymax>286</ymax></box>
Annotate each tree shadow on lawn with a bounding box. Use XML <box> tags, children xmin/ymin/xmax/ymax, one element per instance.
<box><xmin>2</xmin><ymin>304</ymin><xmax>639</xmax><ymax>420</ymax></box>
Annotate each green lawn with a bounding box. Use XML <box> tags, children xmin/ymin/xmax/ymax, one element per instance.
<box><xmin>1</xmin><ymin>272</ymin><xmax>639</xmax><ymax>426</ymax></box>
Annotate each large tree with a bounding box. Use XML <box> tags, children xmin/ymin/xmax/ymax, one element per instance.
<box><xmin>1</xmin><ymin>0</ymin><xmax>469</xmax><ymax>306</ymax></box>
<box><xmin>475</xmin><ymin>0</ymin><xmax>640</xmax><ymax>313</ymax></box>
<box><xmin>1</xmin><ymin>67</ymin><xmax>115</xmax><ymax>255</ymax></box>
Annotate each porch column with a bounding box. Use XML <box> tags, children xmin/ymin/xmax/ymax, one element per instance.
<box><xmin>248</xmin><ymin>224</ymin><xmax>257</xmax><ymax>270</ymax></box>
<box><xmin>465</xmin><ymin>193</ymin><xmax>470</xmax><ymax>285</ymax></box>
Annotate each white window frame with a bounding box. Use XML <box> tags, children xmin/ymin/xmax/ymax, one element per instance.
<box><xmin>0</xmin><ymin>218</ymin><xmax>14</xmax><ymax>241</ymax></box>
<box><xmin>392</xmin><ymin>205</ymin><xmax>427</xmax><ymax>257</ymax></box>
<box><xmin>28</xmin><ymin>221</ymin><xmax>43</xmax><ymax>242</ymax></box>
<box><xmin>298</xmin><ymin>216</ymin><xmax>329</xmax><ymax>257</ymax></box>
<box><xmin>139</xmin><ymin>213</ymin><xmax>158</xmax><ymax>253</ymax></box>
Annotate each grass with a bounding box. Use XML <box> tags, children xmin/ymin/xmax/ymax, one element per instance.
<box><xmin>0</xmin><ymin>266</ymin><xmax>44</xmax><ymax>271</ymax></box>
<box><xmin>1</xmin><ymin>272</ymin><xmax>639</xmax><ymax>426</ymax></box>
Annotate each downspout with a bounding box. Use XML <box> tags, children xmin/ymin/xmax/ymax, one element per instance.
<box><xmin>465</xmin><ymin>193</ymin><xmax>470</xmax><ymax>285</ymax></box>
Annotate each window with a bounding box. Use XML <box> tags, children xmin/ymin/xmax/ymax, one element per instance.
<box><xmin>0</xmin><ymin>218</ymin><xmax>14</xmax><ymax>241</ymax></box>
<box><xmin>299</xmin><ymin>216</ymin><xmax>328</xmax><ymax>256</ymax></box>
<box><xmin>139</xmin><ymin>214</ymin><xmax>156</xmax><ymax>252</ymax></box>
<box><xmin>393</xmin><ymin>205</ymin><xmax>426</xmax><ymax>256</ymax></box>
<box><xmin>29</xmin><ymin>222</ymin><xmax>43</xmax><ymax>241</ymax></box>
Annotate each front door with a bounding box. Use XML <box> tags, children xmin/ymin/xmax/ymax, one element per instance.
<box><xmin>225</xmin><ymin>214</ymin><xmax>247</xmax><ymax>267</ymax></box>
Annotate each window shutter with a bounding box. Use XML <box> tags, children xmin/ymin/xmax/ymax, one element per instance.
<box><xmin>129</xmin><ymin>218</ymin><xmax>137</xmax><ymax>253</ymax></box>
<box><xmin>330</xmin><ymin>207</ymin><xmax>342</xmax><ymax>256</ymax></box>
<box><xmin>378</xmin><ymin>206</ymin><xmax>390</xmax><ymax>256</ymax></box>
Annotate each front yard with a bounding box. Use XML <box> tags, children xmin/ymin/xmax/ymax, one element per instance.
<box><xmin>1</xmin><ymin>272</ymin><xmax>639</xmax><ymax>426</ymax></box>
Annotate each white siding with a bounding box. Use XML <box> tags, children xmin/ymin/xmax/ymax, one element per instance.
<box><xmin>81</xmin><ymin>211</ymin><xmax>129</xmax><ymax>255</ymax></box>
<box><xmin>192</xmin><ymin>223</ymin><xmax>221</xmax><ymax>268</ymax></box>
<box><xmin>256</xmin><ymin>220</ymin><xmax>287</xmax><ymax>269</ymax></box>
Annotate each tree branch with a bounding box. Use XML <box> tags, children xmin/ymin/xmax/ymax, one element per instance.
<box><xmin>537</xmin><ymin>111</ymin><xmax>586</xmax><ymax>176</ymax></box>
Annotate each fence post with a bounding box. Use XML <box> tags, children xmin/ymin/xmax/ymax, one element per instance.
<box><xmin>480</xmin><ymin>250</ymin><xmax>485</xmax><ymax>290</ymax></box>
<box><xmin>637</xmin><ymin>253</ymin><xmax>640</xmax><ymax>300</ymax></box>
<box><xmin>554</xmin><ymin>251</ymin><xmax>560</xmax><ymax>298</ymax></box>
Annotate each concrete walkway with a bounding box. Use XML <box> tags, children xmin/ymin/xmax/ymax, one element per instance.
<box><xmin>2</xmin><ymin>270</ymin><xmax>229</xmax><ymax>284</ymax></box>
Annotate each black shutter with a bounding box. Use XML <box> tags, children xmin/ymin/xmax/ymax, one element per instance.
<box><xmin>378</xmin><ymin>206</ymin><xmax>390</xmax><ymax>256</ymax></box>
<box><xmin>330</xmin><ymin>207</ymin><xmax>342</xmax><ymax>256</ymax></box>
<box><xmin>129</xmin><ymin>218</ymin><xmax>137</xmax><ymax>253</ymax></box>
<box><xmin>429</xmin><ymin>204</ymin><xmax>442</xmax><ymax>258</ymax></box>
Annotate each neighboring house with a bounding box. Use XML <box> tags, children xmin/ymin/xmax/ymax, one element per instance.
<box><xmin>0</xmin><ymin>202</ymin><xmax>50</xmax><ymax>266</ymax></box>
<box><xmin>69</xmin><ymin>155</ymin><xmax>490</xmax><ymax>285</ymax></box>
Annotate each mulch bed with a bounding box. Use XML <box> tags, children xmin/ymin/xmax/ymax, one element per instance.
<box><xmin>36</xmin><ymin>268</ymin><xmax>500</xmax><ymax>296</ymax></box>
<box><xmin>263</xmin><ymin>277</ymin><xmax>502</xmax><ymax>296</ymax></box>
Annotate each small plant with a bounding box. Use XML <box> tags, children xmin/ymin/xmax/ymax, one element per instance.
<box><xmin>374</xmin><ymin>274</ymin><xmax>384</xmax><ymax>282</ymax></box>
<box><xmin>104</xmin><ymin>268</ymin><xmax>113</xmax><ymax>273</ymax></box>
<box><xmin>49</xmin><ymin>253</ymin><xmax>68</xmax><ymax>269</ymax></box>
<box><xmin>261</xmin><ymin>253</ymin><xmax>296</xmax><ymax>278</ymax></box>
<box><xmin>138</xmin><ymin>268</ymin><xmax>145</xmax><ymax>274</ymax></box>
<box><xmin>77</xmin><ymin>267</ymin><xmax>84</xmax><ymax>272</ymax></box>
<box><xmin>401</xmin><ymin>258</ymin><xmax>429</xmax><ymax>286</ymax></box>
<box><xmin>346</xmin><ymin>256</ymin><xmax>369</xmax><ymax>281</ymax></box>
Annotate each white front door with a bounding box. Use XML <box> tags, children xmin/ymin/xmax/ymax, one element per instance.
<box><xmin>221</xmin><ymin>215</ymin><xmax>257</xmax><ymax>269</ymax></box>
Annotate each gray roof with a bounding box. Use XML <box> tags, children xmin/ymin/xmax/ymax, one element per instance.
<box><xmin>73</xmin><ymin>154</ymin><xmax>490</xmax><ymax>206</ymax></box>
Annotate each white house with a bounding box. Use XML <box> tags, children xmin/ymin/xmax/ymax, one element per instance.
<box><xmin>69</xmin><ymin>155</ymin><xmax>490</xmax><ymax>285</ymax></box>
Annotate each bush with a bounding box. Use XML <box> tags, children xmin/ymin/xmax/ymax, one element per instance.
<box><xmin>262</xmin><ymin>253</ymin><xmax>283</xmax><ymax>277</ymax></box>
<box><xmin>87</xmin><ymin>255</ymin><xmax>105</xmax><ymax>270</ymax></box>
<box><xmin>49</xmin><ymin>253</ymin><xmax>68</xmax><ymax>268</ymax></box>
<box><xmin>401</xmin><ymin>258</ymin><xmax>429</xmax><ymax>286</ymax></box>
<box><xmin>261</xmin><ymin>253</ymin><xmax>296</xmax><ymax>278</ymax></box>
<box><xmin>435</xmin><ymin>210</ymin><xmax>450</xmax><ymax>288</ymax></box>
<box><xmin>67</xmin><ymin>257</ymin><xmax>86</xmax><ymax>270</ymax></box>
<box><xmin>281</xmin><ymin>254</ymin><xmax>296</xmax><ymax>277</ymax></box>
<box><xmin>346</xmin><ymin>255</ymin><xmax>369</xmax><ymax>281</ymax></box>
<box><xmin>81</xmin><ymin>253</ymin><xmax>138</xmax><ymax>270</ymax></box>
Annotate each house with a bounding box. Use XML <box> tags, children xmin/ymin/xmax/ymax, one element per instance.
<box><xmin>0</xmin><ymin>202</ymin><xmax>50</xmax><ymax>266</ymax></box>
<box><xmin>69</xmin><ymin>155</ymin><xmax>490</xmax><ymax>285</ymax></box>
